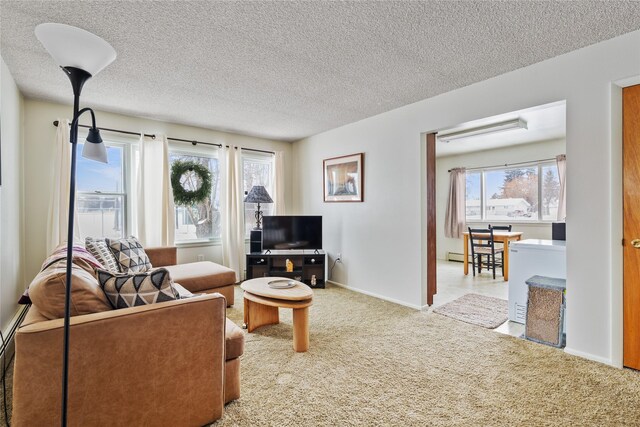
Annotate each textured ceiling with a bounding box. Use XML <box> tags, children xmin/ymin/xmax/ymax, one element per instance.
<box><xmin>1</xmin><ymin>1</ymin><xmax>640</xmax><ymax>142</ymax></box>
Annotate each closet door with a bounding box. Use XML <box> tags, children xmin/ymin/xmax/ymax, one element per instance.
<box><xmin>623</xmin><ymin>84</ymin><xmax>640</xmax><ymax>370</ymax></box>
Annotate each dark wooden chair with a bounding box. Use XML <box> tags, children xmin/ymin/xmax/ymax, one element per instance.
<box><xmin>488</xmin><ymin>224</ymin><xmax>512</xmax><ymax>232</ymax></box>
<box><xmin>468</xmin><ymin>227</ymin><xmax>505</xmax><ymax>279</ymax></box>
<box><xmin>488</xmin><ymin>224</ymin><xmax>512</xmax><ymax>251</ymax></box>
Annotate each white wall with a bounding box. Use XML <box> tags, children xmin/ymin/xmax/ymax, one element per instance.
<box><xmin>436</xmin><ymin>138</ymin><xmax>566</xmax><ymax>260</ymax></box>
<box><xmin>293</xmin><ymin>29</ymin><xmax>640</xmax><ymax>366</ymax></box>
<box><xmin>22</xmin><ymin>99</ymin><xmax>293</xmax><ymax>283</ymax></box>
<box><xmin>0</xmin><ymin>57</ymin><xmax>25</xmax><ymax>333</ymax></box>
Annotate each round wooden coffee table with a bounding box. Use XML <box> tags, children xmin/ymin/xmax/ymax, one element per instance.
<box><xmin>241</xmin><ymin>277</ymin><xmax>313</xmax><ymax>352</ymax></box>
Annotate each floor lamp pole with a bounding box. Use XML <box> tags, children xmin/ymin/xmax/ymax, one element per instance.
<box><xmin>61</xmin><ymin>66</ymin><xmax>91</xmax><ymax>427</ymax></box>
<box><xmin>34</xmin><ymin>22</ymin><xmax>115</xmax><ymax>426</ymax></box>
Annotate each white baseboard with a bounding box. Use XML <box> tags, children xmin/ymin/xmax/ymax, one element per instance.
<box><xmin>327</xmin><ymin>280</ymin><xmax>427</xmax><ymax>310</ymax></box>
<box><xmin>564</xmin><ymin>347</ymin><xmax>613</xmax><ymax>367</ymax></box>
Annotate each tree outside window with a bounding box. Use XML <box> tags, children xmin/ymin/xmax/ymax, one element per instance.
<box><xmin>465</xmin><ymin>162</ymin><xmax>560</xmax><ymax>222</ymax></box>
<box><xmin>486</xmin><ymin>167</ymin><xmax>538</xmax><ymax>220</ymax></box>
<box><xmin>541</xmin><ymin>165</ymin><xmax>560</xmax><ymax>220</ymax></box>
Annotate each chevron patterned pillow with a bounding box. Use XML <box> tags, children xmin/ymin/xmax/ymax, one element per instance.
<box><xmin>97</xmin><ymin>268</ymin><xmax>178</xmax><ymax>309</ymax></box>
<box><xmin>86</xmin><ymin>237</ymin><xmax>121</xmax><ymax>272</ymax></box>
<box><xmin>106</xmin><ymin>236</ymin><xmax>152</xmax><ymax>273</ymax></box>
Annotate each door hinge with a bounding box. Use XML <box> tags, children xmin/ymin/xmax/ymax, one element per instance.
<box><xmin>622</xmin><ymin>238</ymin><xmax>626</xmax><ymax>246</ymax></box>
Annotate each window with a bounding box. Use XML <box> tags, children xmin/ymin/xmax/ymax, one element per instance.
<box><xmin>540</xmin><ymin>164</ymin><xmax>560</xmax><ymax>221</ymax></box>
<box><xmin>465</xmin><ymin>162</ymin><xmax>560</xmax><ymax>222</ymax></box>
<box><xmin>76</xmin><ymin>142</ymin><xmax>128</xmax><ymax>239</ymax></box>
<box><xmin>465</xmin><ymin>172</ymin><xmax>481</xmax><ymax>220</ymax></box>
<box><xmin>170</xmin><ymin>152</ymin><xmax>221</xmax><ymax>242</ymax></box>
<box><xmin>243</xmin><ymin>153</ymin><xmax>274</xmax><ymax>237</ymax></box>
<box><xmin>485</xmin><ymin>167</ymin><xmax>538</xmax><ymax>220</ymax></box>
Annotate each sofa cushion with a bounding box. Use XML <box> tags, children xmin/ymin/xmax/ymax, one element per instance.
<box><xmin>164</xmin><ymin>262</ymin><xmax>236</xmax><ymax>293</ymax></box>
<box><xmin>86</xmin><ymin>237</ymin><xmax>120</xmax><ymax>272</ymax></box>
<box><xmin>97</xmin><ymin>268</ymin><xmax>178</xmax><ymax>309</ymax></box>
<box><xmin>20</xmin><ymin>243</ymin><xmax>105</xmax><ymax>306</ymax></box>
<box><xmin>106</xmin><ymin>236</ymin><xmax>152</xmax><ymax>273</ymax></box>
<box><xmin>225</xmin><ymin>318</ymin><xmax>244</xmax><ymax>360</ymax></box>
<box><xmin>144</xmin><ymin>246</ymin><xmax>177</xmax><ymax>268</ymax></box>
<box><xmin>28</xmin><ymin>259</ymin><xmax>112</xmax><ymax>320</ymax></box>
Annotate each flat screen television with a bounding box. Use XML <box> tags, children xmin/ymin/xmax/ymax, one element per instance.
<box><xmin>262</xmin><ymin>216</ymin><xmax>322</xmax><ymax>250</ymax></box>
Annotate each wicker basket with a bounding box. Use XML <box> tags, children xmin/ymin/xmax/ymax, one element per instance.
<box><xmin>524</xmin><ymin>275</ymin><xmax>566</xmax><ymax>348</ymax></box>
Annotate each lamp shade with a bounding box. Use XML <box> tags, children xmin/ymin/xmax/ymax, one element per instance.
<box><xmin>244</xmin><ymin>186</ymin><xmax>273</xmax><ymax>203</ymax></box>
<box><xmin>82</xmin><ymin>129</ymin><xmax>108</xmax><ymax>163</ymax></box>
<box><xmin>85</xmin><ymin>127</ymin><xmax>103</xmax><ymax>145</ymax></box>
<box><xmin>35</xmin><ymin>23</ymin><xmax>116</xmax><ymax>76</ymax></box>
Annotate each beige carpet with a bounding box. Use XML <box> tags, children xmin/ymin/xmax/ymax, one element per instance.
<box><xmin>216</xmin><ymin>284</ymin><xmax>640</xmax><ymax>426</ymax></box>
<box><xmin>433</xmin><ymin>293</ymin><xmax>508</xmax><ymax>329</ymax></box>
<box><xmin>2</xmin><ymin>285</ymin><xmax>640</xmax><ymax>426</ymax></box>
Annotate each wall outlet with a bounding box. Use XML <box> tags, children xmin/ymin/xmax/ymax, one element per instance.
<box><xmin>336</xmin><ymin>252</ymin><xmax>342</xmax><ymax>263</ymax></box>
<box><xmin>197</xmin><ymin>254</ymin><xmax>205</xmax><ymax>262</ymax></box>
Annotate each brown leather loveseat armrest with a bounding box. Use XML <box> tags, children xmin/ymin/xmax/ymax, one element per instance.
<box><xmin>12</xmin><ymin>294</ymin><xmax>226</xmax><ymax>426</ymax></box>
<box><xmin>145</xmin><ymin>246</ymin><xmax>178</xmax><ymax>267</ymax></box>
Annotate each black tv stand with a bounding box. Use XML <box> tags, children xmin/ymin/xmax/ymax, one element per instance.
<box><xmin>245</xmin><ymin>250</ymin><xmax>326</xmax><ymax>288</ymax></box>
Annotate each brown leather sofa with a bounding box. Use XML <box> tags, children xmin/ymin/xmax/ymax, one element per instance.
<box><xmin>12</xmin><ymin>248</ymin><xmax>244</xmax><ymax>426</ymax></box>
<box><xmin>145</xmin><ymin>247</ymin><xmax>237</xmax><ymax>306</ymax></box>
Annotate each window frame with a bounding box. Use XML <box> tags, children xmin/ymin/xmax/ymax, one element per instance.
<box><xmin>465</xmin><ymin>160</ymin><xmax>559</xmax><ymax>224</ymax></box>
<box><xmin>242</xmin><ymin>151</ymin><xmax>275</xmax><ymax>238</ymax></box>
<box><xmin>465</xmin><ymin>170</ymin><xmax>482</xmax><ymax>221</ymax></box>
<box><xmin>76</xmin><ymin>137</ymin><xmax>132</xmax><ymax>239</ymax></box>
<box><xmin>169</xmin><ymin>146</ymin><xmax>222</xmax><ymax>245</ymax></box>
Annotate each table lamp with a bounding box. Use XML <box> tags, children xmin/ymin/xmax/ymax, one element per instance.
<box><xmin>244</xmin><ymin>185</ymin><xmax>273</xmax><ymax>229</ymax></box>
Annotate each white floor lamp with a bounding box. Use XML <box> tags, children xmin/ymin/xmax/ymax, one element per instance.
<box><xmin>35</xmin><ymin>23</ymin><xmax>116</xmax><ymax>426</ymax></box>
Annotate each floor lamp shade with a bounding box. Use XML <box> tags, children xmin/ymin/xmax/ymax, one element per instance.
<box><xmin>35</xmin><ymin>23</ymin><xmax>116</xmax><ymax>76</ymax></box>
<box><xmin>82</xmin><ymin>130</ymin><xmax>108</xmax><ymax>163</ymax></box>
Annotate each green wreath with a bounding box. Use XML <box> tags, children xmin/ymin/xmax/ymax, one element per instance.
<box><xmin>171</xmin><ymin>160</ymin><xmax>212</xmax><ymax>205</ymax></box>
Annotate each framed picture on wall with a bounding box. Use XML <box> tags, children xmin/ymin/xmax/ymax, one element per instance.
<box><xmin>323</xmin><ymin>153</ymin><xmax>364</xmax><ymax>202</ymax></box>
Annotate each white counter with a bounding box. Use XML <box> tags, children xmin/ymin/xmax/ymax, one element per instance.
<box><xmin>510</xmin><ymin>239</ymin><xmax>566</xmax><ymax>251</ymax></box>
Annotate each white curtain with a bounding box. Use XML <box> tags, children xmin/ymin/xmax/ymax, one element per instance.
<box><xmin>556</xmin><ymin>154</ymin><xmax>567</xmax><ymax>221</ymax></box>
<box><xmin>444</xmin><ymin>167</ymin><xmax>467</xmax><ymax>239</ymax></box>
<box><xmin>47</xmin><ymin>118</ymin><xmax>81</xmax><ymax>253</ymax></box>
<box><xmin>273</xmin><ymin>151</ymin><xmax>286</xmax><ymax>215</ymax></box>
<box><xmin>220</xmin><ymin>145</ymin><xmax>245</xmax><ymax>281</ymax></box>
<box><xmin>136</xmin><ymin>134</ymin><xmax>175</xmax><ymax>247</ymax></box>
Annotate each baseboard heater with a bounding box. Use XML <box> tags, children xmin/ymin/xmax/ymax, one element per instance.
<box><xmin>447</xmin><ymin>252</ymin><xmax>472</xmax><ymax>263</ymax></box>
<box><xmin>1</xmin><ymin>305</ymin><xmax>30</xmax><ymax>367</ymax></box>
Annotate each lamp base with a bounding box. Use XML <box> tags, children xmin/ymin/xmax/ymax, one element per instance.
<box><xmin>254</xmin><ymin>202</ymin><xmax>263</xmax><ymax>229</ymax></box>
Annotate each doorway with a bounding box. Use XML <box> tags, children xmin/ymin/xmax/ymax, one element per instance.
<box><xmin>427</xmin><ymin>101</ymin><xmax>567</xmax><ymax>337</ymax></box>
